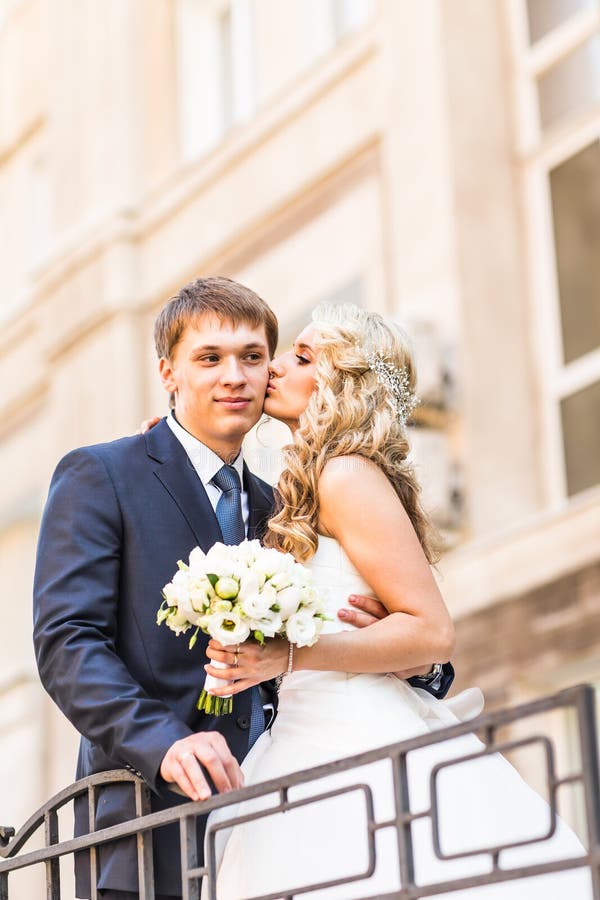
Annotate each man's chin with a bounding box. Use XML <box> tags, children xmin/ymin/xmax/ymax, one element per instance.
<box><xmin>220</xmin><ymin>408</ymin><xmax>263</xmax><ymax>435</ymax></box>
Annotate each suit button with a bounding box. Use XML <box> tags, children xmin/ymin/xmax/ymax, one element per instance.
<box><xmin>237</xmin><ymin>715</ymin><xmax>250</xmax><ymax>730</ymax></box>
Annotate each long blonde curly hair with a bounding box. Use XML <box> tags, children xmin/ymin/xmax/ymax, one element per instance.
<box><xmin>263</xmin><ymin>304</ymin><xmax>439</xmax><ymax>563</ymax></box>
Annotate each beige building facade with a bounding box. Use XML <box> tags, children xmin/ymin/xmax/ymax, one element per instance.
<box><xmin>1</xmin><ymin>0</ymin><xmax>599</xmax><ymax>895</ymax></box>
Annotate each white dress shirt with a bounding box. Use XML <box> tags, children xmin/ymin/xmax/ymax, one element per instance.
<box><xmin>166</xmin><ymin>412</ymin><xmax>249</xmax><ymax>532</ymax></box>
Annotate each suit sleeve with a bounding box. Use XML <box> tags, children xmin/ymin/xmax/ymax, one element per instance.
<box><xmin>33</xmin><ymin>448</ymin><xmax>192</xmax><ymax>792</ymax></box>
<box><xmin>407</xmin><ymin>662</ymin><xmax>455</xmax><ymax>698</ymax></box>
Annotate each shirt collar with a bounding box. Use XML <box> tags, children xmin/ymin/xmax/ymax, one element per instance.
<box><xmin>166</xmin><ymin>412</ymin><xmax>245</xmax><ymax>489</ymax></box>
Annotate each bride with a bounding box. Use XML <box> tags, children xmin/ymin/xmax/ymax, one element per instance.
<box><xmin>202</xmin><ymin>303</ymin><xmax>591</xmax><ymax>899</ymax></box>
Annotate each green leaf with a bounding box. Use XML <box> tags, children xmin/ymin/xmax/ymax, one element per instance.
<box><xmin>206</xmin><ymin>573</ymin><xmax>219</xmax><ymax>588</ymax></box>
<box><xmin>270</xmin><ymin>604</ymin><xmax>281</xmax><ymax>612</ymax></box>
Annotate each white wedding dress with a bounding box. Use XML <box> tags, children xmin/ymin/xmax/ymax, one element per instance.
<box><xmin>204</xmin><ymin>536</ymin><xmax>592</xmax><ymax>899</ymax></box>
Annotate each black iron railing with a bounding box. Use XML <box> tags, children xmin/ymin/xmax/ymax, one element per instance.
<box><xmin>1</xmin><ymin>683</ymin><xmax>599</xmax><ymax>899</ymax></box>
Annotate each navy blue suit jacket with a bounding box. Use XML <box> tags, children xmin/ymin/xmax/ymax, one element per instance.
<box><xmin>33</xmin><ymin>419</ymin><xmax>273</xmax><ymax>896</ymax></box>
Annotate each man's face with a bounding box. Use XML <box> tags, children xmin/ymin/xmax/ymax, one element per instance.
<box><xmin>159</xmin><ymin>315</ymin><xmax>270</xmax><ymax>460</ymax></box>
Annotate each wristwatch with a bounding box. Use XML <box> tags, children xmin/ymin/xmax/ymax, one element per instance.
<box><xmin>420</xmin><ymin>663</ymin><xmax>444</xmax><ymax>683</ymax></box>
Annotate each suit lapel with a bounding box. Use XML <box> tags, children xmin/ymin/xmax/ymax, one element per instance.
<box><xmin>145</xmin><ymin>420</ymin><xmax>275</xmax><ymax>548</ymax></box>
<box><xmin>145</xmin><ymin>419</ymin><xmax>223</xmax><ymax>552</ymax></box>
<box><xmin>245</xmin><ymin>463</ymin><xmax>275</xmax><ymax>541</ymax></box>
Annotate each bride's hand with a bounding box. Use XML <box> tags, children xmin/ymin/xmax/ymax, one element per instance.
<box><xmin>338</xmin><ymin>593</ymin><xmax>388</xmax><ymax>627</ymax></box>
<box><xmin>136</xmin><ymin>415</ymin><xmax>162</xmax><ymax>435</ymax></box>
<box><xmin>204</xmin><ymin>638</ymin><xmax>289</xmax><ymax>695</ymax></box>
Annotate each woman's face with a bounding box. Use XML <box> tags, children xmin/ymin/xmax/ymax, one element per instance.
<box><xmin>264</xmin><ymin>324</ymin><xmax>319</xmax><ymax>429</ymax></box>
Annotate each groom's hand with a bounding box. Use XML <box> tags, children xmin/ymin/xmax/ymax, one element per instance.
<box><xmin>339</xmin><ymin>594</ymin><xmax>432</xmax><ymax>679</ymax></box>
<box><xmin>160</xmin><ymin>732</ymin><xmax>244</xmax><ymax>802</ymax></box>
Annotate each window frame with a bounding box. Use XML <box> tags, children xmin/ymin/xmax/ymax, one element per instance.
<box><xmin>175</xmin><ymin>0</ymin><xmax>256</xmax><ymax>163</ymax></box>
<box><xmin>507</xmin><ymin>0</ymin><xmax>600</xmax><ymax>504</ymax></box>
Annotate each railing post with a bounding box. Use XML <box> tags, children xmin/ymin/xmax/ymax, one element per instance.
<box><xmin>180</xmin><ymin>815</ymin><xmax>200</xmax><ymax>900</ymax></box>
<box><xmin>393</xmin><ymin>750</ymin><xmax>416</xmax><ymax>893</ymax></box>
<box><xmin>88</xmin><ymin>785</ymin><xmax>98</xmax><ymax>900</ymax></box>
<box><xmin>0</xmin><ymin>871</ymin><xmax>7</xmax><ymax>900</ymax></box>
<box><xmin>134</xmin><ymin>780</ymin><xmax>155</xmax><ymax>900</ymax></box>
<box><xmin>44</xmin><ymin>809</ymin><xmax>60</xmax><ymax>900</ymax></box>
<box><xmin>576</xmin><ymin>685</ymin><xmax>600</xmax><ymax>900</ymax></box>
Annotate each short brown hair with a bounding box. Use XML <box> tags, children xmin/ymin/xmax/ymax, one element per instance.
<box><xmin>154</xmin><ymin>276</ymin><xmax>278</xmax><ymax>360</ymax></box>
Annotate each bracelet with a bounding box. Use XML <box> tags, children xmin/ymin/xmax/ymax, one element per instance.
<box><xmin>275</xmin><ymin>642</ymin><xmax>294</xmax><ymax>691</ymax></box>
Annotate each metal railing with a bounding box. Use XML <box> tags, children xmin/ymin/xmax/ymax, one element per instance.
<box><xmin>1</xmin><ymin>683</ymin><xmax>599</xmax><ymax>899</ymax></box>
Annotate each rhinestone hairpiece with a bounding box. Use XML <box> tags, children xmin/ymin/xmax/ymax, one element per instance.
<box><xmin>363</xmin><ymin>350</ymin><xmax>418</xmax><ymax>425</ymax></box>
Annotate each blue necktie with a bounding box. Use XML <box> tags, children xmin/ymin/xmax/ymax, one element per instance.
<box><xmin>212</xmin><ymin>464</ymin><xmax>264</xmax><ymax>748</ymax></box>
<box><xmin>212</xmin><ymin>465</ymin><xmax>246</xmax><ymax>545</ymax></box>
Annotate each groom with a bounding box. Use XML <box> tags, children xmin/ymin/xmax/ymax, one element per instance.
<box><xmin>33</xmin><ymin>277</ymin><xmax>453</xmax><ymax>899</ymax></box>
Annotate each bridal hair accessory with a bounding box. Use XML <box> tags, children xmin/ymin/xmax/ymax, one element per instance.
<box><xmin>363</xmin><ymin>349</ymin><xmax>418</xmax><ymax>425</ymax></box>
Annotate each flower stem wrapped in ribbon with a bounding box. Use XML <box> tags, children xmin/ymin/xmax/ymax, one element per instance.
<box><xmin>157</xmin><ymin>539</ymin><xmax>329</xmax><ymax>715</ymax></box>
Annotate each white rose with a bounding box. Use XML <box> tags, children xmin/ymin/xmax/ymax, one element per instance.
<box><xmin>163</xmin><ymin>574</ymin><xmax>196</xmax><ymax>615</ymax></box>
<box><xmin>256</xmin><ymin>610</ymin><xmax>283</xmax><ymax>638</ymax></box>
<box><xmin>210</xmin><ymin>598</ymin><xmax>234</xmax><ymax>614</ymax></box>
<box><xmin>253</xmin><ymin>547</ymin><xmax>292</xmax><ymax>580</ymax></box>
<box><xmin>268</xmin><ymin>569</ymin><xmax>293</xmax><ymax>591</ymax></box>
<box><xmin>236</xmin><ymin>539</ymin><xmax>262</xmax><ymax>566</ymax></box>
<box><xmin>187</xmin><ymin>546</ymin><xmax>207</xmax><ymax>574</ymax></box>
<box><xmin>275</xmin><ymin>585</ymin><xmax>303</xmax><ymax>619</ymax></box>
<box><xmin>241</xmin><ymin>587</ymin><xmax>277</xmax><ymax>619</ymax></box>
<box><xmin>165</xmin><ymin>606</ymin><xmax>191</xmax><ymax>635</ymax></box>
<box><xmin>285</xmin><ymin>610</ymin><xmax>319</xmax><ymax>647</ymax></box>
<box><xmin>214</xmin><ymin>576</ymin><xmax>239</xmax><ymax>600</ymax></box>
<box><xmin>172</xmin><ymin>585</ymin><xmax>209</xmax><ymax>627</ymax></box>
<box><xmin>162</xmin><ymin>580</ymin><xmax>183</xmax><ymax>606</ymax></box>
<box><xmin>240</xmin><ymin>592</ymin><xmax>272</xmax><ymax>621</ymax></box>
<box><xmin>172</xmin><ymin>568</ymin><xmax>189</xmax><ymax>587</ymax></box>
<box><xmin>238</xmin><ymin>570</ymin><xmax>265</xmax><ymax>600</ymax></box>
<box><xmin>207</xmin><ymin>610</ymin><xmax>251</xmax><ymax>645</ymax></box>
<box><xmin>202</xmin><ymin>543</ymin><xmax>243</xmax><ymax>578</ymax></box>
<box><xmin>289</xmin><ymin>567</ymin><xmax>313</xmax><ymax>589</ymax></box>
<box><xmin>188</xmin><ymin>575</ymin><xmax>215</xmax><ymax>609</ymax></box>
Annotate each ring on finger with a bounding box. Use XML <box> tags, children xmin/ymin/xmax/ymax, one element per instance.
<box><xmin>232</xmin><ymin>652</ymin><xmax>239</xmax><ymax>667</ymax></box>
<box><xmin>179</xmin><ymin>750</ymin><xmax>195</xmax><ymax>764</ymax></box>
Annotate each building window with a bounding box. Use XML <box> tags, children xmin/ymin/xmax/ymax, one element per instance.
<box><xmin>332</xmin><ymin>0</ymin><xmax>375</xmax><ymax>42</ymax></box>
<box><xmin>509</xmin><ymin>1</ymin><xmax>600</xmax><ymax>501</ymax></box>
<box><xmin>175</xmin><ymin>0</ymin><xmax>255</xmax><ymax>162</ymax></box>
<box><xmin>0</xmin><ymin>0</ymin><xmax>24</xmax><ymax>30</ymax></box>
<box><xmin>520</xmin><ymin>0</ymin><xmax>600</xmax><ymax>139</ymax></box>
<box><xmin>526</xmin><ymin>0</ymin><xmax>597</xmax><ymax>45</ymax></box>
<box><xmin>550</xmin><ymin>141</ymin><xmax>600</xmax><ymax>496</ymax></box>
<box><xmin>561</xmin><ymin>380</ymin><xmax>600</xmax><ymax>494</ymax></box>
<box><xmin>537</xmin><ymin>34</ymin><xmax>600</xmax><ymax>130</ymax></box>
<box><xmin>550</xmin><ymin>142</ymin><xmax>600</xmax><ymax>365</ymax></box>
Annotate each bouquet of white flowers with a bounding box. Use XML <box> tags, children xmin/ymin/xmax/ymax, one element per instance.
<box><xmin>157</xmin><ymin>539</ymin><xmax>329</xmax><ymax>715</ymax></box>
